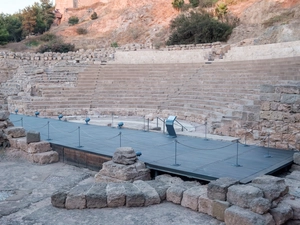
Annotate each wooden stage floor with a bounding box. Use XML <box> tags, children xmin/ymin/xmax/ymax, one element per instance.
<box><xmin>10</xmin><ymin>114</ymin><xmax>295</xmax><ymax>183</ymax></box>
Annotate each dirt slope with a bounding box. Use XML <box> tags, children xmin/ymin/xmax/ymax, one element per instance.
<box><xmin>49</xmin><ymin>0</ymin><xmax>300</xmax><ymax>48</ymax></box>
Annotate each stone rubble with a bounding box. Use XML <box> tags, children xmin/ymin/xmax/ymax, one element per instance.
<box><xmin>51</xmin><ymin>151</ymin><xmax>300</xmax><ymax>225</ymax></box>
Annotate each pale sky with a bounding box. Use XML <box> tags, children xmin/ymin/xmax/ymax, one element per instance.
<box><xmin>0</xmin><ymin>0</ymin><xmax>55</xmax><ymax>15</ymax></box>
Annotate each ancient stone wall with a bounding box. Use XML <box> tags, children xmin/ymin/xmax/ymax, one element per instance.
<box><xmin>259</xmin><ymin>83</ymin><xmax>300</xmax><ymax>150</ymax></box>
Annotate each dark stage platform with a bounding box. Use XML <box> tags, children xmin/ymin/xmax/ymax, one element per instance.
<box><xmin>10</xmin><ymin>114</ymin><xmax>295</xmax><ymax>183</ymax></box>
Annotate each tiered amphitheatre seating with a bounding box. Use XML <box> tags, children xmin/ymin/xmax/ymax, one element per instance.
<box><xmin>4</xmin><ymin>56</ymin><xmax>300</xmax><ymax>125</ymax></box>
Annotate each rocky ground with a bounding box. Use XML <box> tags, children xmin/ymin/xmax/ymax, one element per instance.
<box><xmin>0</xmin><ymin>148</ymin><xmax>222</xmax><ymax>225</ymax></box>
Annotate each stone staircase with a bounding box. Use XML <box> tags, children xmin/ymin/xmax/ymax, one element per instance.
<box><xmin>4</xmin><ymin>56</ymin><xmax>300</xmax><ymax>130</ymax></box>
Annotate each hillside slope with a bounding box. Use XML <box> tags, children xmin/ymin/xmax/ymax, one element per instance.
<box><xmin>41</xmin><ymin>0</ymin><xmax>300</xmax><ymax>48</ymax></box>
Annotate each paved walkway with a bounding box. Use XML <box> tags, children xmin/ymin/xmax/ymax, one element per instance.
<box><xmin>10</xmin><ymin>114</ymin><xmax>295</xmax><ymax>183</ymax></box>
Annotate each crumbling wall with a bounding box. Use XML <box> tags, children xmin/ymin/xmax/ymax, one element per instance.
<box><xmin>258</xmin><ymin>83</ymin><xmax>300</xmax><ymax>150</ymax></box>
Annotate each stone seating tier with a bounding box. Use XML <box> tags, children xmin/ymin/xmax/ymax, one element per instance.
<box><xmin>5</xmin><ymin>56</ymin><xmax>300</xmax><ymax>126</ymax></box>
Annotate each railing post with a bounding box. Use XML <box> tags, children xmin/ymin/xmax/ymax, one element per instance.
<box><xmin>172</xmin><ymin>139</ymin><xmax>180</xmax><ymax>166</ymax></box>
<box><xmin>233</xmin><ymin>139</ymin><xmax>241</xmax><ymax>167</ymax></box>
<box><xmin>47</xmin><ymin>121</ymin><xmax>51</xmax><ymax>141</ymax></box>
<box><xmin>265</xmin><ymin>133</ymin><xmax>272</xmax><ymax>158</ymax></box>
<box><xmin>78</xmin><ymin>126</ymin><xmax>82</xmax><ymax>148</ymax></box>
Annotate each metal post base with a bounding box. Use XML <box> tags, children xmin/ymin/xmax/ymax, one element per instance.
<box><xmin>172</xmin><ymin>163</ymin><xmax>181</xmax><ymax>166</ymax></box>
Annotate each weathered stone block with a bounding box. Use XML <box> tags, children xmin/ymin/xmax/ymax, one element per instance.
<box><xmin>86</xmin><ymin>183</ymin><xmax>107</xmax><ymax>208</ymax></box>
<box><xmin>207</xmin><ymin>177</ymin><xmax>239</xmax><ymax>201</ymax></box>
<box><xmin>212</xmin><ymin>200</ymin><xmax>230</xmax><ymax>221</ymax></box>
<box><xmin>261</xmin><ymin>85</ymin><xmax>275</xmax><ymax>93</ymax></box>
<box><xmin>65</xmin><ymin>184</ymin><xmax>92</xmax><ymax>209</ymax></box>
<box><xmin>227</xmin><ymin>185</ymin><xmax>264</xmax><ymax>209</ymax></box>
<box><xmin>181</xmin><ymin>186</ymin><xmax>206</xmax><ymax>211</ymax></box>
<box><xmin>26</xmin><ymin>131</ymin><xmax>40</xmax><ymax>144</ymax></box>
<box><xmin>198</xmin><ymin>191</ymin><xmax>213</xmax><ymax>216</ymax></box>
<box><xmin>294</xmin><ymin>152</ymin><xmax>300</xmax><ymax>165</ymax></box>
<box><xmin>225</xmin><ymin>205</ymin><xmax>274</xmax><ymax>225</ymax></box>
<box><xmin>261</xmin><ymin>102</ymin><xmax>271</xmax><ymax>111</ymax></box>
<box><xmin>146</xmin><ymin>180</ymin><xmax>170</xmax><ymax>201</ymax></box>
<box><xmin>4</xmin><ymin>127</ymin><xmax>26</xmax><ymax>138</ymax></box>
<box><xmin>27</xmin><ymin>141</ymin><xmax>52</xmax><ymax>154</ymax></box>
<box><xmin>30</xmin><ymin>151</ymin><xmax>59</xmax><ymax>164</ymax></box>
<box><xmin>133</xmin><ymin>180</ymin><xmax>160</xmax><ymax>206</ymax></box>
<box><xmin>249</xmin><ymin>197</ymin><xmax>271</xmax><ymax>215</ymax></box>
<box><xmin>286</xmin><ymin>171</ymin><xmax>300</xmax><ymax>182</ymax></box>
<box><xmin>155</xmin><ymin>174</ymin><xmax>184</xmax><ymax>186</ymax></box>
<box><xmin>123</xmin><ymin>183</ymin><xmax>145</xmax><ymax>207</ymax></box>
<box><xmin>282</xmin><ymin>197</ymin><xmax>300</xmax><ymax>220</ymax></box>
<box><xmin>51</xmin><ymin>190</ymin><xmax>68</xmax><ymax>208</ymax></box>
<box><xmin>112</xmin><ymin>147</ymin><xmax>137</xmax><ymax>165</ymax></box>
<box><xmin>270</xmin><ymin>203</ymin><xmax>293</xmax><ymax>225</ymax></box>
<box><xmin>0</xmin><ymin>110</ymin><xmax>9</xmax><ymax>121</ymax></box>
<box><xmin>106</xmin><ymin>183</ymin><xmax>126</xmax><ymax>208</ymax></box>
<box><xmin>281</xmin><ymin>94</ymin><xmax>300</xmax><ymax>104</ymax></box>
<box><xmin>166</xmin><ymin>185</ymin><xmax>186</xmax><ymax>205</ymax></box>
<box><xmin>250</xmin><ymin>175</ymin><xmax>289</xmax><ymax>201</ymax></box>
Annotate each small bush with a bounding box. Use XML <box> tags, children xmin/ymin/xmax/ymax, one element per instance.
<box><xmin>39</xmin><ymin>33</ymin><xmax>57</xmax><ymax>42</ymax></box>
<box><xmin>37</xmin><ymin>41</ymin><xmax>75</xmax><ymax>53</ymax></box>
<box><xmin>110</xmin><ymin>42</ymin><xmax>118</xmax><ymax>48</ymax></box>
<box><xmin>68</xmin><ymin>16</ymin><xmax>79</xmax><ymax>26</ymax></box>
<box><xmin>25</xmin><ymin>39</ymin><xmax>40</xmax><ymax>47</ymax></box>
<box><xmin>199</xmin><ymin>0</ymin><xmax>218</xmax><ymax>7</ymax></box>
<box><xmin>76</xmin><ymin>28</ymin><xmax>88</xmax><ymax>35</ymax></box>
<box><xmin>172</xmin><ymin>0</ymin><xmax>184</xmax><ymax>11</ymax></box>
<box><xmin>91</xmin><ymin>12</ymin><xmax>98</xmax><ymax>20</ymax></box>
<box><xmin>189</xmin><ymin>0</ymin><xmax>199</xmax><ymax>7</ymax></box>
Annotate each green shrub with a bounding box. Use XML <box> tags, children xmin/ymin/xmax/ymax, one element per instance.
<box><xmin>25</xmin><ymin>39</ymin><xmax>40</xmax><ymax>47</ymax></box>
<box><xmin>189</xmin><ymin>0</ymin><xmax>199</xmax><ymax>7</ymax></box>
<box><xmin>167</xmin><ymin>12</ymin><xmax>233</xmax><ymax>45</ymax></box>
<box><xmin>172</xmin><ymin>0</ymin><xmax>184</xmax><ymax>11</ymax></box>
<box><xmin>68</xmin><ymin>16</ymin><xmax>79</xmax><ymax>26</ymax></box>
<box><xmin>199</xmin><ymin>0</ymin><xmax>218</xmax><ymax>7</ymax></box>
<box><xmin>76</xmin><ymin>28</ymin><xmax>88</xmax><ymax>35</ymax></box>
<box><xmin>39</xmin><ymin>33</ymin><xmax>57</xmax><ymax>42</ymax></box>
<box><xmin>110</xmin><ymin>42</ymin><xmax>118</xmax><ymax>48</ymax></box>
<box><xmin>37</xmin><ymin>41</ymin><xmax>75</xmax><ymax>53</ymax></box>
<box><xmin>91</xmin><ymin>12</ymin><xmax>98</xmax><ymax>20</ymax></box>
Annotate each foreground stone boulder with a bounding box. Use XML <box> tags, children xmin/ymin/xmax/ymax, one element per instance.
<box><xmin>4</xmin><ymin>127</ymin><xmax>26</xmax><ymax>138</ymax></box>
<box><xmin>95</xmin><ymin>147</ymin><xmax>150</xmax><ymax>182</ymax></box>
<box><xmin>250</xmin><ymin>175</ymin><xmax>289</xmax><ymax>202</ymax></box>
<box><xmin>225</xmin><ymin>205</ymin><xmax>275</xmax><ymax>225</ymax></box>
<box><xmin>207</xmin><ymin>177</ymin><xmax>239</xmax><ymax>201</ymax></box>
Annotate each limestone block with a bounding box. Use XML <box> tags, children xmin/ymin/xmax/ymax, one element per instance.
<box><xmin>146</xmin><ymin>180</ymin><xmax>170</xmax><ymax>201</ymax></box>
<box><xmin>286</xmin><ymin>171</ymin><xmax>300</xmax><ymax>182</ymax></box>
<box><xmin>212</xmin><ymin>200</ymin><xmax>230</xmax><ymax>221</ymax></box>
<box><xmin>123</xmin><ymin>183</ymin><xmax>145</xmax><ymax>207</ymax></box>
<box><xmin>293</xmin><ymin>152</ymin><xmax>300</xmax><ymax>165</ymax></box>
<box><xmin>281</xmin><ymin>94</ymin><xmax>300</xmax><ymax>104</ymax></box>
<box><xmin>166</xmin><ymin>185</ymin><xmax>186</xmax><ymax>205</ymax></box>
<box><xmin>181</xmin><ymin>186</ymin><xmax>206</xmax><ymax>211</ymax></box>
<box><xmin>250</xmin><ymin>175</ymin><xmax>289</xmax><ymax>201</ymax></box>
<box><xmin>133</xmin><ymin>180</ymin><xmax>160</xmax><ymax>206</ymax></box>
<box><xmin>282</xmin><ymin>197</ymin><xmax>300</xmax><ymax>220</ymax></box>
<box><xmin>8</xmin><ymin>137</ymin><xmax>27</xmax><ymax>151</ymax></box>
<box><xmin>155</xmin><ymin>174</ymin><xmax>184</xmax><ymax>186</ymax></box>
<box><xmin>95</xmin><ymin>160</ymin><xmax>150</xmax><ymax>182</ymax></box>
<box><xmin>86</xmin><ymin>183</ymin><xmax>107</xmax><ymax>209</ymax></box>
<box><xmin>289</xmin><ymin>164</ymin><xmax>300</xmax><ymax>172</ymax></box>
<box><xmin>27</xmin><ymin>141</ymin><xmax>52</xmax><ymax>154</ymax></box>
<box><xmin>227</xmin><ymin>185</ymin><xmax>264</xmax><ymax>209</ymax></box>
<box><xmin>207</xmin><ymin>177</ymin><xmax>239</xmax><ymax>201</ymax></box>
<box><xmin>4</xmin><ymin>127</ymin><xmax>26</xmax><ymax>138</ymax></box>
<box><xmin>65</xmin><ymin>184</ymin><xmax>92</xmax><ymax>209</ymax></box>
<box><xmin>225</xmin><ymin>205</ymin><xmax>275</xmax><ymax>225</ymax></box>
<box><xmin>0</xmin><ymin>121</ymin><xmax>8</xmax><ymax>129</ymax></box>
<box><xmin>106</xmin><ymin>183</ymin><xmax>126</xmax><ymax>207</ymax></box>
<box><xmin>249</xmin><ymin>197</ymin><xmax>271</xmax><ymax>215</ymax></box>
<box><xmin>269</xmin><ymin>203</ymin><xmax>293</xmax><ymax>225</ymax></box>
<box><xmin>0</xmin><ymin>110</ymin><xmax>9</xmax><ymax>121</ymax></box>
<box><xmin>31</xmin><ymin>151</ymin><xmax>59</xmax><ymax>164</ymax></box>
<box><xmin>112</xmin><ymin>147</ymin><xmax>137</xmax><ymax>165</ymax></box>
<box><xmin>261</xmin><ymin>85</ymin><xmax>275</xmax><ymax>94</ymax></box>
<box><xmin>198</xmin><ymin>191</ymin><xmax>213</xmax><ymax>216</ymax></box>
<box><xmin>51</xmin><ymin>190</ymin><xmax>68</xmax><ymax>208</ymax></box>
<box><xmin>26</xmin><ymin>131</ymin><xmax>40</xmax><ymax>144</ymax></box>
<box><xmin>261</xmin><ymin>102</ymin><xmax>271</xmax><ymax>111</ymax></box>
